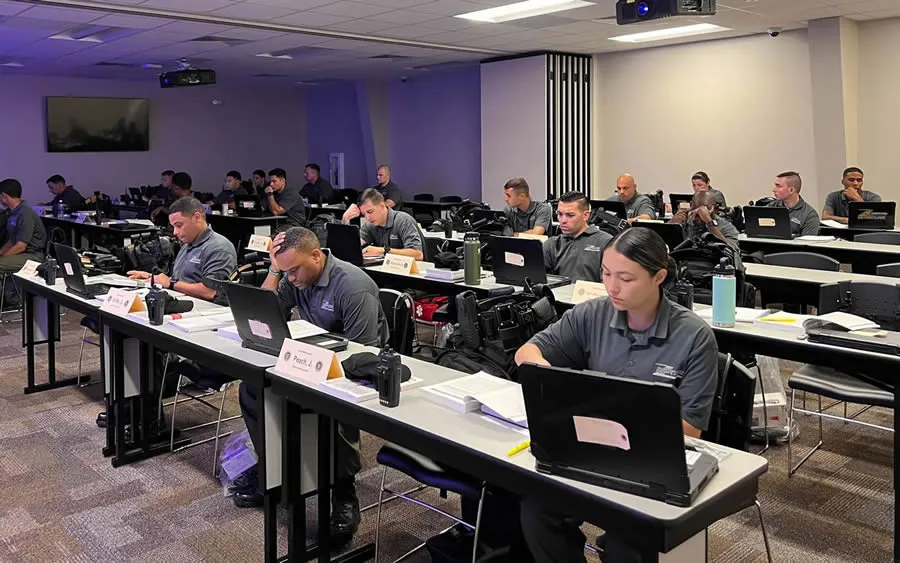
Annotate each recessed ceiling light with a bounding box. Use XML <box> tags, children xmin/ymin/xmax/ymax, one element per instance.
<box><xmin>49</xmin><ymin>34</ymin><xmax>102</xmax><ymax>43</ymax></box>
<box><xmin>609</xmin><ymin>23</ymin><xmax>731</xmax><ymax>43</ymax></box>
<box><xmin>456</xmin><ymin>0</ymin><xmax>594</xmax><ymax>23</ymax></box>
<box><xmin>0</xmin><ymin>62</ymin><xmax>23</xmax><ymax>68</ymax></box>
<box><xmin>256</xmin><ymin>53</ymin><xmax>292</xmax><ymax>60</ymax></box>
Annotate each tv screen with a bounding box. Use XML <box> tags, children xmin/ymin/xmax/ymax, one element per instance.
<box><xmin>46</xmin><ymin>96</ymin><xmax>149</xmax><ymax>152</ymax></box>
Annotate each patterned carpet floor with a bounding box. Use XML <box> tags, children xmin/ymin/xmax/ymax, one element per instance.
<box><xmin>0</xmin><ymin>311</ymin><xmax>893</xmax><ymax>562</ymax></box>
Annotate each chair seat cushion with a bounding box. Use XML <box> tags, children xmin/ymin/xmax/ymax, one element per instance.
<box><xmin>789</xmin><ymin>364</ymin><xmax>894</xmax><ymax>408</ymax></box>
<box><xmin>80</xmin><ymin>316</ymin><xmax>100</xmax><ymax>334</ymax></box>
<box><xmin>377</xmin><ymin>443</ymin><xmax>483</xmax><ymax>499</ymax></box>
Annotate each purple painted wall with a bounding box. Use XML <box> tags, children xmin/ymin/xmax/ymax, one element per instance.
<box><xmin>304</xmin><ymin>82</ymin><xmax>369</xmax><ymax>190</ymax></box>
<box><xmin>388</xmin><ymin>65</ymin><xmax>482</xmax><ymax>201</ymax></box>
<box><xmin>0</xmin><ymin>74</ymin><xmax>307</xmax><ymax>203</ymax></box>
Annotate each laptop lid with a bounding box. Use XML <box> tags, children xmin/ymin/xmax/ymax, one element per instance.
<box><xmin>848</xmin><ymin>201</ymin><xmax>896</xmax><ymax>230</ymax></box>
<box><xmin>590</xmin><ymin>200</ymin><xmax>627</xmax><ymax>221</ymax></box>
<box><xmin>518</xmin><ymin>363</ymin><xmax>692</xmax><ymax>496</ymax></box>
<box><xmin>633</xmin><ymin>222</ymin><xmax>685</xmax><ymax>251</ymax></box>
<box><xmin>224</xmin><ymin>282</ymin><xmax>292</xmax><ymax>354</ymax></box>
<box><xmin>470</xmin><ymin>209</ymin><xmax>505</xmax><ymax>224</ymax></box>
<box><xmin>54</xmin><ymin>243</ymin><xmax>88</xmax><ymax>293</ymax></box>
<box><xmin>669</xmin><ymin>193</ymin><xmax>693</xmax><ymax>213</ymax></box>
<box><xmin>488</xmin><ymin>236</ymin><xmax>547</xmax><ymax>285</ymax></box>
<box><xmin>326</xmin><ymin>223</ymin><xmax>365</xmax><ymax>267</ymax></box>
<box><xmin>743</xmin><ymin>206</ymin><xmax>793</xmax><ymax>239</ymax></box>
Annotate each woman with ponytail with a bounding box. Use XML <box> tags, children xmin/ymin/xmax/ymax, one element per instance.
<box><xmin>691</xmin><ymin>170</ymin><xmax>728</xmax><ymax>209</ymax></box>
<box><xmin>515</xmin><ymin>227</ymin><xmax>718</xmax><ymax>563</ymax></box>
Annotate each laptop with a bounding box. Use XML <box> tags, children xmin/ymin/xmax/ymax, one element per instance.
<box><xmin>234</xmin><ymin>194</ymin><xmax>264</xmax><ymax>217</ymax></box>
<box><xmin>55</xmin><ymin>243</ymin><xmax>111</xmax><ymax>299</ymax></box>
<box><xmin>518</xmin><ymin>364</ymin><xmax>719</xmax><ymax>507</ymax></box>
<box><xmin>743</xmin><ymin>206</ymin><xmax>793</xmax><ymax>240</ymax></box>
<box><xmin>633</xmin><ymin>222</ymin><xmax>685</xmax><ymax>251</ymax></box>
<box><xmin>590</xmin><ymin>200</ymin><xmax>627</xmax><ymax>221</ymax></box>
<box><xmin>848</xmin><ymin>201</ymin><xmax>896</xmax><ymax>230</ymax></box>
<box><xmin>669</xmin><ymin>193</ymin><xmax>693</xmax><ymax>213</ymax></box>
<box><xmin>326</xmin><ymin>223</ymin><xmax>383</xmax><ymax>267</ymax></box>
<box><xmin>488</xmin><ymin>236</ymin><xmax>570</xmax><ymax>289</ymax></box>
<box><xmin>224</xmin><ymin>282</ymin><xmax>348</xmax><ymax>356</ymax></box>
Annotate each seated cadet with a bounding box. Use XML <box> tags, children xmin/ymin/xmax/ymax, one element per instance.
<box><xmin>300</xmin><ymin>163</ymin><xmax>335</xmax><ymax>205</ymax></box>
<box><xmin>503</xmin><ymin>177</ymin><xmax>553</xmax><ymax>235</ymax></box>
<box><xmin>543</xmin><ymin>191</ymin><xmax>612</xmax><ymax>282</ymax></box>
<box><xmin>44</xmin><ymin>174</ymin><xmax>84</xmax><ymax>210</ymax></box>
<box><xmin>213</xmin><ymin>170</ymin><xmax>248</xmax><ymax>208</ymax></box>
<box><xmin>514</xmin><ymin>228</ymin><xmax>718</xmax><ymax>563</ymax></box>
<box><xmin>347</xmin><ymin>189</ymin><xmax>424</xmax><ymax>260</ymax></box>
<box><xmin>0</xmin><ymin>178</ymin><xmax>47</xmax><ymax>306</ymax></box>
<box><xmin>233</xmin><ymin>227</ymin><xmax>388</xmax><ymax>546</ymax></box>
<box><xmin>607</xmin><ymin>173</ymin><xmax>656</xmax><ymax>223</ymax></box>
<box><xmin>150</xmin><ymin>171</ymin><xmax>193</xmax><ymax>224</ymax></box>
<box><xmin>251</xmin><ymin>168</ymin><xmax>268</xmax><ymax>196</ymax></box>
<box><xmin>669</xmin><ymin>190</ymin><xmax>739</xmax><ymax>248</ymax></box>
<box><xmin>265</xmin><ymin>167</ymin><xmax>306</xmax><ymax>229</ymax></box>
<box><xmin>150</xmin><ymin>169</ymin><xmax>174</xmax><ymax>200</ymax></box>
<box><xmin>690</xmin><ymin>171</ymin><xmax>726</xmax><ymax>209</ymax></box>
<box><xmin>374</xmin><ymin>164</ymin><xmax>402</xmax><ymax>208</ymax></box>
<box><xmin>127</xmin><ymin>197</ymin><xmax>237</xmax><ymax>300</ymax></box>
<box><xmin>822</xmin><ymin>167</ymin><xmax>881</xmax><ymax>224</ymax></box>
<box><xmin>767</xmin><ymin>171</ymin><xmax>820</xmax><ymax>236</ymax></box>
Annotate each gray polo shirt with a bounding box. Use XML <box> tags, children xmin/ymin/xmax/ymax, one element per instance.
<box><xmin>528</xmin><ymin>296</ymin><xmax>718</xmax><ymax>431</ymax></box>
<box><xmin>171</xmin><ymin>227</ymin><xmax>237</xmax><ymax>284</ymax></box>
<box><xmin>768</xmin><ymin>197</ymin><xmax>820</xmax><ymax>236</ymax></box>
<box><xmin>542</xmin><ymin>226</ymin><xmax>612</xmax><ymax>282</ymax></box>
<box><xmin>504</xmin><ymin>201</ymin><xmax>553</xmax><ymax>233</ymax></box>
<box><xmin>360</xmin><ymin>208</ymin><xmax>423</xmax><ymax>252</ymax></box>
<box><xmin>607</xmin><ymin>192</ymin><xmax>657</xmax><ymax>220</ymax></box>
<box><xmin>276</xmin><ymin>251</ymin><xmax>388</xmax><ymax>347</ymax></box>
<box><xmin>273</xmin><ymin>183</ymin><xmax>306</xmax><ymax>228</ymax></box>
<box><xmin>7</xmin><ymin>201</ymin><xmax>46</xmax><ymax>255</ymax></box>
<box><xmin>709</xmin><ymin>188</ymin><xmax>727</xmax><ymax>209</ymax></box>
<box><xmin>823</xmin><ymin>189</ymin><xmax>882</xmax><ymax>217</ymax></box>
<box><xmin>684</xmin><ymin>214</ymin><xmax>740</xmax><ymax>249</ymax></box>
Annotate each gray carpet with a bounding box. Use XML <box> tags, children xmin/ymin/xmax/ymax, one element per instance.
<box><xmin>0</xmin><ymin>311</ymin><xmax>893</xmax><ymax>562</ymax></box>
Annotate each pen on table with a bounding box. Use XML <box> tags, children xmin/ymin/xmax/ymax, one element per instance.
<box><xmin>506</xmin><ymin>439</ymin><xmax>530</xmax><ymax>457</ymax></box>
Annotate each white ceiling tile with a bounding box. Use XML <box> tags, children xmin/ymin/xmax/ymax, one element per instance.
<box><xmin>367</xmin><ymin>0</ymin><xmax>436</xmax><ymax>7</ymax></box>
<box><xmin>18</xmin><ymin>5</ymin><xmax>108</xmax><ymax>23</ymax></box>
<box><xmin>0</xmin><ymin>17</ymin><xmax>75</xmax><ymax>32</ymax></box>
<box><xmin>245</xmin><ymin>0</ymin><xmax>337</xmax><ymax>8</ymax></box>
<box><xmin>312</xmin><ymin>1</ymin><xmax>396</xmax><ymax>18</ymax></box>
<box><xmin>379</xmin><ymin>25</ymin><xmax>448</xmax><ymax>39</ymax></box>
<box><xmin>139</xmin><ymin>0</ymin><xmax>237</xmax><ymax>10</ymax></box>
<box><xmin>209</xmin><ymin>2</ymin><xmax>298</xmax><ymax>20</ymax></box>
<box><xmin>276</xmin><ymin>11</ymin><xmax>355</xmax><ymax>27</ymax></box>
<box><xmin>367</xmin><ymin>9</ymin><xmax>445</xmax><ymax>24</ymax></box>
<box><xmin>90</xmin><ymin>14</ymin><xmax>173</xmax><ymax>30</ymax></box>
<box><xmin>410</xmin><ymin>0</ymin><xmax>495</xmax><ymax>16</ymax></box>
<box><xmin>0</xmin><ymin>1</ymin><xmax>31</xmax><ymax>17</ymax></box>
<box><xmin>155</xmin><ymin>21</ymin><xmax>235</xmax><ymax>35</ymax></box>
<box><xmin>215</xmin><ymin>27</ymin><xmax>287</xmax><ymax>40</ymax></box>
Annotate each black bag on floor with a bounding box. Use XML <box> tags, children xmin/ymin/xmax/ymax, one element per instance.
<box><xmin>670</xmin><ymin>233</ymin><xmax>754</xmax><ymax>306</ymax></box>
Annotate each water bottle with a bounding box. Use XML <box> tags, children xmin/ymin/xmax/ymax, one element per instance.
<box><xmin>56</xmin><ymin>201</ymin><xmax>64</xmax><ymax>217</ymax></box>
<box><xmin>463</xmin><ymin>232</ymin><xmax>481</xmax><ymax>285</ymax></box>
<box><xmin>711</xmin><ymin>257</ymin><xmax>736</xmax><ymax>327</ymax></box>
<box><xmin>443</xmin><ymin>220</ymin><xmax>453</xmax><ymax>240</ymax></box>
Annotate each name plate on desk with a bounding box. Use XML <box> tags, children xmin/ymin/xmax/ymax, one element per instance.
<box><xmin>274</xmin><ymin>339</ymin><xmax>344</xmax><ymax>384</ymax></box>
<box><xmin>17</xmin><ymin>260</ymin><xmax>41</xmax><ymax>278</ymax></box>
<box><xmin>570</xmin><ymin>280</ymin><xmax>607</xmax><ymax>304</ymax></box>
<box><xmin>101</xmin><ymin>288</ymin><xmax>145</xmax><ymax>314</ymax></box>
<box><xmin>247</xmin><ymin>234</ymin><xmax>272</xmax><ymax>253</ymax></box>
<box><xmin>383</xmin><ymin>254</ymin><xmax>418</xmax><ymax>275</ymax></box>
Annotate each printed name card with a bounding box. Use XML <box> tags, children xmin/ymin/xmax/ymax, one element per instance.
<box><xmin>573</xmin><ymin>416</ymin><xmax>631</xmax><ymax>451</ymax></box>
<box><xmin>504</xmin><ymin>252</ymin><xmax>525</xmax><ymax>268</ymax></box>
<box><xmin>17</xmin><ymin>260</ymin><xmax>41</xmax><ymax>278</ymax></box>
<box><xmin>246</xmin><ymin>234</ymin><xmax>272</xmax><ymax>253</ymax></box>
<box><xmin>570</xmin><ymin>280</ymin><xmax>608</xmax><ymax>304</ymax></box>
<box><xmin>274</xmin><ymin>338</ymin><xmax>344</xmax><ymax>384</ymax></box>
<box><xmin>757</xmin><ymin>218</ymin><xmax>776</xmax><ymax>227</ymax></box>
<box><xmin>383</xmin><ymin>254</ymin><xmax>418</xmax><ymax>275</ymax></box>
<box><xmin>101</xmin><ymin>288</ymin><xmax>145</xmax><ymax>313</ymax></box>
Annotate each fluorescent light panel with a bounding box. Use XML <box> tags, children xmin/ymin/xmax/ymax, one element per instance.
<box><xmin>256</xmin><ymin>53</ymin><xmax>292</xmax><ymax>60</ymax></box>
<box><xmin>49</xmin><ymin>34</ymin><xmax>102</xmax><ymax>43</ymax></box>
<box><xmin>0</xmin><ymin>62</ymin><xmax>23</xmax><ymax>67</ymax></box>
<box><xmin>609</xmin><ymin>23</ymin><xmax>730</xmax><ymax>43</ymax></box>
<box><xmin>456</xmin><ymin>0</ymin><xmax>594</xmax><ymax>23</ymax></box>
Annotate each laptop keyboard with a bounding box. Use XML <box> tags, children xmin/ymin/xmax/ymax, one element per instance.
<box><xmin>685</xmin><ymin>449</ymin><xmax>701</xmax><ymax>468</ymax></box>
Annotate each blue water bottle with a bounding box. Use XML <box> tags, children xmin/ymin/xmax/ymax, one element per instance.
<box><xmin>712</xmin><ymin>257</ymin><xmax>736</xmax><ymax>327</ymax></box>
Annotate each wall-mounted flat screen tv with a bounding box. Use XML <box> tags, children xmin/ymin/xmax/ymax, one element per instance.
<box><xmin>46</xmin><ymin>96</ymin><xmax>150</xmax><ymax>152</ymax></box>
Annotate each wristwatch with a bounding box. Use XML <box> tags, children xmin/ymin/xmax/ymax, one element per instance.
<box><xmin>383</xmin><ymin>245</ymin><xmax>390</xmax><ymax>255</ymax></box>
<box><xmin>706</xmin><ymin>219</ymin><xmax>718</xmax><ymax>227</ymax></box>
<box><xmin>168</xmin><ymin>279</ymin><xmax>177</xmax><ymax>290</ymax></box>
<box><xmin>269</xmin><ymin>267</ymin><xmax>282</xmax><ymax>276</ymax></box>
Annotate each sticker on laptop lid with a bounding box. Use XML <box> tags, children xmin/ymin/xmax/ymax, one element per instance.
<box><xmin>504</xmin><ymin>252</ymin><xmax>525</xmax><ymax>267</ymax></box>
<box><xmin>757</xmin><ymin>218</ymin><xmax>776</xmax><ymax>227</ymax></box>
<box><xmin>248</xmin><ymin>319</ymin><xmax>272</xmax><ymax>339</ymax></box>
<box><xmin>678</xmin><ymin>201</ymin><xmax>690</xmax><ymax>209</ymax></box>
<box><xmin>64</xmin><ymin>262</ymin><xmax>74</xmax><ymax>276</ymax></box>
<box><xmin>573</xmin><ymin>416</ymin><xmax>631</xmax><ymax>451</ymax></box>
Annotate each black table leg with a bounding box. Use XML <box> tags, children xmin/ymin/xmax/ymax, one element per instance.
<box><xmin>286</xmin><ymin>400</ymin><xmax>305</xmax><ymax>560</ymax></box>
<box><xmin>317</xmin><ymin>415</ymin><xmax>333</xmax><ymax>563</ymax></box>
<box><xmin>259</xmin><ymin>379</ymin><xmax>279</xmax><ymax>563</ymax></box>
<box><xmin>894</xmin><ymin>390</ymin><xmax>899</xmax><ymax>562</ymax></box>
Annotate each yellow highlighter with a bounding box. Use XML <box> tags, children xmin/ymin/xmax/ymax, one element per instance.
<box><xmin>506</xmin><ymin>439</ymin><xmax>531</xmax><ymax>457</ymax></box>
<box><xmin>759</xmin><ymin>317</ymin><xmax>798</xmax><ymax>323</ymax></box>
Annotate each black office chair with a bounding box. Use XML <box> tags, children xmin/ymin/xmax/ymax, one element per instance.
<box><xmin>413</xmin><ymin>193</ymin><xmax>435</xmax><ymax>201</ymax></box>
<box><xmin>762</xmin><ymin>251</ymin><xmax>840</xmax><ymax>271</ymax></box>
<box><xmin>439</xmin><ymin>195</ymin><xmax>463</xmax><ymax>203</ymax></box>
<box><xmin>230</xmin><ymin>261</ymin><xmax>270</xmax><ymax>288</ymax></box>
<box><xmin>855</xmin><ymin>231</ymin><xmax>900</xmax><ymax>245</ymax></box>
<box><xmin>877</xmin><ymin>262</ymin><xmax>900</xmax><ymax>278</ymax></box>
<box><xmin>378</xmin><ymin>288</ymin><xmax>414</xmax><ymax>356</ymax></box>
<box><xmin>336</xmin><ymin>188</ymin><xmax>360</xmax><ymax>207</ymax></box>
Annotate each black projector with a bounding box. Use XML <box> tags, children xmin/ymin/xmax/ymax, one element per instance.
<box><xmin>616</xmin><ymin>0</ymin><xmax>716</xmax><ymax>24</ymax></box>
<box><xmin>159</xmin><ymin>69</ymin><xmax>216</xmax><ymax>88</ymax></box>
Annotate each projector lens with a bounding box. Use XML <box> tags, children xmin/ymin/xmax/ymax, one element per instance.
<box><xmin>637</xmin><ymin>1</ymin><xmax>650</xmax><ymax>16</ymax></box>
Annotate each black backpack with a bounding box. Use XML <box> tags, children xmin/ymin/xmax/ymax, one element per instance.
<box><xmin>308</xmin><ymin>213</ymin><xmax>340</xmax><ymax>248</ymax></box>
<box><xmin>588</xmin><ymin>208</ymin><xmax>629</xmax><ymax>238</ymax></box>
<box><xmin>670</xmin><ymin>234</ymin><xmax>754</xmax><ymax>307</ymax></box>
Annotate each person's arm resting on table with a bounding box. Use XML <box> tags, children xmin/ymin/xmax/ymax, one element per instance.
<box><xmin>822</xmin><ymin>192</ymin><xmax>847</xmax><ymax>224</ymax></box>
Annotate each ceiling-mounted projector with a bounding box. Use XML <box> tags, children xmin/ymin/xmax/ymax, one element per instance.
<box><xmin>616</xmin><ymin>0</ymin><xmax>716</xmax><ymax>24</ymax></box>
<box><xmin>159</xmin><ymin>68</ymin><xmax>216</xmax><ymax>88</ymax></box>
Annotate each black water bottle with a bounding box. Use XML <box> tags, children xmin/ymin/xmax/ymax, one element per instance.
<box><xmin>443</xmin><ymin>220</ymin><xmax>453</xmax><ymax>239</ymax></box>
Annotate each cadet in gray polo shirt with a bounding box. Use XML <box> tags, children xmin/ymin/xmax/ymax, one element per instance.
<box><xmin>516</xmin><ymin>228</ymin><xmax>718</xmax><ymax>563</ymax></box>
<box><xmin>608</xmin><ymin>173</ymin><xmax>657</xmax><ymax>222</ymax></box>
<box><xmin>235</xmin><ymin>227</ymin><xmax>388</xmax><ymax>543</ymax></box>
<box><xmin>354</xmin><ymin>188</ymin><xmax>424</xmax><ymax>260</ymax></box>
<box><xmin>822</xmin><ymin>167</ymin><xmax>881</xmax><ymax>224</ymax></box>
<box><xmin>127</xmin><ymin>197</ymin><xmax>236</xmax><ymax>301</ymax></box>
<box><xmin>0</xmin><ymin>179</ymin><xmax>46</xmax><ymax>275</ymax></box>
<box><xmin>671</xmin><ymin>190</ymin><xmax>740</xmax><ymax>249</ymax></box>
<box><xmin>767</xmin><ymin>171</ymin><xmax>820</xmax><ymax>236</ymax></box>
<box><xmin>502</xmin><ymin>177</ymin><xmax>553</xmax><ymax>234</ymax></box>
<box><xmin>543</xmin><ymin>191</ymin><xmax>611</xmax><ymax>282</ymax></box>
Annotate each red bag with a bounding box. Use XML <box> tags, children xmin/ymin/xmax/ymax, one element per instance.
<box><xmin>414</xmin><ymin>296</ymin><xmax>449</xmax><ymax>322</ymax></box>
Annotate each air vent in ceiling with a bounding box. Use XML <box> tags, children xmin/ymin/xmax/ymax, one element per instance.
<box><xmin>253</xmin><ymin>73</ymin><xmax>290</xmax><ymax>78</ymax></box>
<box><xmin>190</xmin><ymin>35</ymin><xmax>250</xmax><ymax>47</ymax></box>
<box><xmin>369</xmin><ymin>54</ymin><xmax>412</xmax><ymax>60</ymax></box>
<box><xmin>94</xmin><ymin>61</ymin><xmax>134</xmax><ymax>67</ymax></box>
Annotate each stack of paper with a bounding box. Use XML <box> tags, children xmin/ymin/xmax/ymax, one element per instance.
<box><xmin>804</xmin><ymin>311</ymin><xmax>879</xmax><ymax>332</ymax></box>
<box><xmin>319</xmin><ymin>376</ymin><xmax>425</xmax><ymax>403</ymax></box>
<box><xmin>820</xmin><ymin>219</ymin><xmax>846</xmax><ymax>229</ymax></box>
<box><xmin>696</xmin><ymin>307</ymin><xmax>772</xmax><ymax>324</ymax></box>
<box><xmin>797</xmin><ymin>235</ymin><xmax>835</xmax><ymax>242</ymax></box>
<box><xmin>424</xmin><ymin>268</ymin><xmax>464</xmax><ymax>282</ymax></box>
<box><xmin>753</xmin><ymin>311</ymin><xmax>815</xmax><ymax>334</ymax></box>
<box><xmin>422</xmin><ymin>372</ymin><xmax>528</xmax><ymax>428</ymax></box>
<box><xmin>169</xmin><ymin>312</ymin><xmax>235</xmax><ymax>333</ymax></box>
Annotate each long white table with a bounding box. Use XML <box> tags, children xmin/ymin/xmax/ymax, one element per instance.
<box><xmin>738</xmin><ymin>234</ymin><xmax>900</xmax><ymax>274</ymax></box>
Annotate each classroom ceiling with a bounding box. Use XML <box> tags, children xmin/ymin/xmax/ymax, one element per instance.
<box><xmin>0</xmin><ymin>0</ymin><xmax>899</xmax><ymax>86</ymax></box>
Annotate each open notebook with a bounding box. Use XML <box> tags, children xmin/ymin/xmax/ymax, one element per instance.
<box><xmin>754</xmin><ymin>310</ymin><xmax>879</xmax><ymax>335</ymax></box>
<box><xmin>422</xmin><ymin>371</ymin><xmax>528</xmax><ymax>428</ymax></box>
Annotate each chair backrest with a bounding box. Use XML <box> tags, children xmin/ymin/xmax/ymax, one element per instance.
<box><xmin>876</xmin><ymin>262</ymin><xmax>900</xmax><ymax>278</ymax></box>
<box><xmin>379</xmin><ymin>288</ymin><xmax>414</xmax><ymax>355</ymax></box>
<box><xmin>855</xmin><ymin>231</ymin><xmax>900</xmax><ymax>245</ymax></box>
<box><xmin>229</xmin><ymin>261</ymin><xmax>270</xmax><ymax>287</ymax></box>
<box><xmin>336</xmin><ymin>188</ymin><xmax>360</xmax><ymax>206</ymax></box>
<box><xmin>439</xmin><ymin>195</ymin><xmax>463</xmax><ymax>203</ymax></box>
<box><xmin>763</xmin><ymin>251</ymin><xmax>840</xmax><ymax>272</ymax></box>
<box><xmin>848</xmin><ymin>281</ymin><xmax>900</xmax><ymax>331</ymax></box>
<box><xmin>701</xmin><ymin>353</ymin><xmax>757</xmax><ymax>451</ymax></box>
<box><xmin>413</xmin><ymin>193</ymin><xmax>435</xmax><ymax>201</ymax></box>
